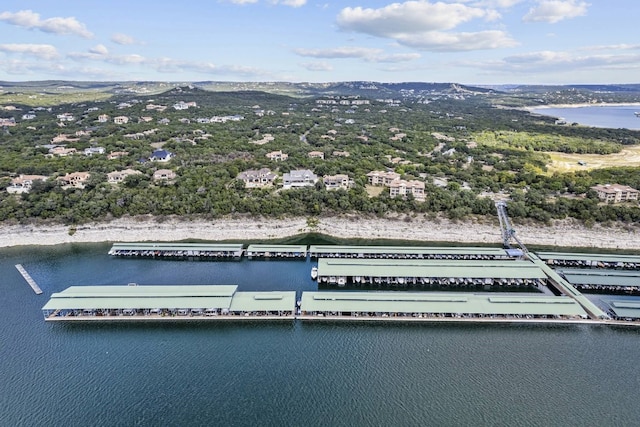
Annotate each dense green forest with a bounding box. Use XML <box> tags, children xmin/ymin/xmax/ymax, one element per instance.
<box><xmin>1</xmin><ymin>83</ymin><xmax>640</xmax><ymax>226</ymax></box>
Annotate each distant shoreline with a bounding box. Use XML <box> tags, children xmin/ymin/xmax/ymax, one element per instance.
<box><xmin>1</xmin><ymin>215</ymin><xmax>639</xmax><ymax>251</ymax></box>
<box><xmin>525</xmin><ymin>102</ymin><xmax>640</xmax><ymax>111</ymax></box>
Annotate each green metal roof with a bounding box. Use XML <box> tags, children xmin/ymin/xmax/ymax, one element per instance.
<box><xmin>300</xmin><ymin>292</ymin><xmax>587</xmax><ymax>317</ymax></box>
<box><xmin>246</xmin><ymin>244</ymin><xmax>307</xmax><ymax>254</ymax></box>
<box><xmin>42</xmin><ymin>285</ymin><xmax>238</xmax><ymax>311</ymax></box>
<box><xmin>606</xmin><ymin>300</ymin><xmax>640</xmax><ymax>319</ymax></box>
<box><xmin>560</xmin><ymin>269</ymin><xmax>640</xmax><ymax>287</ymax></box>
<box><xmin>537</xmin><ymin>252</ymin><xmax>640</xmax><ymax>263</ymax></box>
<box><xmin>109</xmin><ymin>243</ymin><xmax>244</xmax><ymax>251</ymax></box>
<box><xmin>309</xmin><ymin>245</ymin><xmax>508</xmax><ymax>256</ymax></box>
<box><xmin>316</xmin><ymin>258</ymin><xmax>546</xmax><ymax>279</ymax></box>
<box><xmin>229</xmin><ymin>292</ymin><xmax>297</xmax><ymax>312</ymax></box>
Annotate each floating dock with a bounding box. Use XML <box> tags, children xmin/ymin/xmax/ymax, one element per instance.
<box><xmin>42</xmin><ymin>285</ymin><xmax>295</xmax><ymax>321</ymax></box>
<box><xmin>108</xmin><ymin>243</ymin><xmax>244</xmax><ymax>258</ymax></box>
<box><xmin>558</xmin><ymin>269</ymin><xmax>640</xmax><ymax>294</ymax></box>
<box><xmin>245</xmin><ymin>244</ymin><xmax>307</xmax><ymax>258</ymax></box>
<box><xmin>315</xmin><ymin>258</ymin><xmax>546</xmax><ymax>288</ymax></box>
<box><xmin>308</xmin><ymin>245</ymin><xmax>514</xmax><ymax>260</ymax></box>
<box><xmin>537</xmin><ymin>252</ymin><xmax>640</xmax><ymax>269</ymax></box>
<box><xmin>15</xmin><ymin>264</ymin><xmax>43</xmax><ymax>295</ymax></box>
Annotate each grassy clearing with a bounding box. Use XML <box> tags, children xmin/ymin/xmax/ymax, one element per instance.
<box><xmin>365</xmin><ymin>185</ymin><xmax>385</xmax><ymax>198</ymax></box>
<box><xmin>0</xmin><ymin>91</ymin><xmax>113</xmax><ymax>107</ymax></box>
<box><xmin>546</xmin><ymin>145</ymin><xmax>640</xmax><ymax>173</ymax></box>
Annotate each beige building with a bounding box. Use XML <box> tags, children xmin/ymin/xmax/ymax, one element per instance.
<box><xmin>389</xmin><ymin>180</ymin><xmax>425</xmax><ymax>201</ymax></box>
<box><xmin>153</xmin><ymin>169</ymin><xmax>176</xmax><ymax>181</ymax></box>
<box><xmin>366</xmin><ymin>170</ymin><xmax>401</xmax><ymax>186</ymax></box>
<box><xmin>308</xmin><ymin>151</ymin><xmax>325</xmax><ymax>160</ymax></box>
<box><xmin>58</xmin><ymin>172</ymin><xmax>91</xmax><ymax>188</ymax></box>
<box><xmin>237</xmin><ymin>168</ymin><xmax>277</xmax><ymax>188</ymax></box>
<box><xmin>107</xmin><ymin>169</ymin><xmax>142</xmax><ymax>184</ymax></box>
<box><xmin>6</xmin><ymin>175</ymin><xmax>48</xmax><ymax>194</ymax></box>
<box><xmin>592</xmin><ymin>184</ymin><xmax>639</xmax><ymax>203</ymax></box>
<box><xmin>323</xmin><ymin>174</ymin><xmax>353</xmax><ymax>191</ymax></box>
<box><xmin>265</xmin><ymin>150</ymin><xmax>288</xmax><ymax>161</ymax></box>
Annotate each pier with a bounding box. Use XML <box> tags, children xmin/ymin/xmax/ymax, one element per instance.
<box><xmin>15</xmin><ymin>264</ymin><xmax>43</xmax><ymax>295</ymax></box>
<box><xmin>108</xmin><ymin>242</ymin><xmax>244</xmax><ymax>258</ymax></box>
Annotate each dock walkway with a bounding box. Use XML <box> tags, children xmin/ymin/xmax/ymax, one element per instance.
<box><xmin>15</xmin><ymin>264</ymin><xmax>43</xmax><ymax>295</ymax></box>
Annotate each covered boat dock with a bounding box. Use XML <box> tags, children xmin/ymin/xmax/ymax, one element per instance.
<box><xmin>537</xmin><ymin>252</ymin><xmax>640</xmax><ymax>269</ymax></box>
<box><xmin>315</xmin><ymin>258</ymin><xmax>547</xmax><ymax>288</ymax></box>
<box><xmin>299</xmin><ymin>292</ymin><xmax>588</xmax><ymax>321</ymax></box>
<box><xmin>245</xmin><ymin>244</ymin><xmax>307</xmax><ymax>258</ymax></box>
<box><xmin>308</xmin><ymin>245</ymin><xmax>513</xmax><ymax>260</ymax></box>
<box><xmin>600</xmin><ymin>298</ymin><xmax>640</xmax><ymax>321</ymax></box>
<box><xmin>42</xmin><ymin>285</ymin><xmax>296</xmax><ymax>321</ymax></box>
<box><xmin>108</xmin><ymin>243</ymin><xmax>244</xmax><ymax>258</ymax></box>
<box><xmin>559</xmin><ymin>269</ymin><xmax>640</xmax><ymax>294</ymax></box>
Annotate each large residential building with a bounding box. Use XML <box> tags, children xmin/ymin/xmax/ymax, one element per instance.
<box><xmin>237</xmin><ymin>168</ymin><xmax>277</xmax><ymax>188</ymax></box>
<box><xmin>323</xmin><ymin>174</ymin><xmax>353</xmax><ymax>191</ymax></box>
<box><xmin>149</xmin><ymin>149</ymin><xmax>174</xmax><ymax>162</ymax></box>
<box><xmin>57</xmin><ymin>172</ymin><xmax>91</xmax><ymax>188</ymax></box>
<box><xmin>113</xmin><ymin>116</ymin><xmax>129</xmax><ymax>124</ymax></box>
<box><xmin>592</xmin><ymin>184</ymin><xmax>639</xmax><ymax>203</ymax></box>
<box><xmin>6</xmin><ymin>174</ymin><xmax>48</xmax><ymax>194</ymax></box>
<box><xmin>282</xmin><ymin>169</ymin><xmax>318</xmax><ymax>189</ymax></box>
<box><xmin>308</xmin><ymin>151</ymin><xmax>325</xmax><ymax>160</ymax></box>
<box><xmin>367</xmin><ymin>170</ymin><xmax>401</xmax><ymax>186</ymax></box>
<box><xmin>389</xmin><ymin>179</ymin><xmax>426</xmax><ymax>201</ymax></box>
<box><xmin>265</xmin><ymin>150</ymin><xmax>288</xmax><ymax>161</ymax></box>
<box><xmin>153</xmin><ymin>169</ymin><xmax>176</xmax><ymax>181</ymax></box>
<box><xmin>107</xmin><ymin>169</ymin><xmax>142</xmax><ymax>184</ymax></box>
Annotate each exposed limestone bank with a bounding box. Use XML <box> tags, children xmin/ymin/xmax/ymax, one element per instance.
<box><xmin>0</xmin><ymin>215</ymin><xmax>638</xmax><ymax>250</ymax></box>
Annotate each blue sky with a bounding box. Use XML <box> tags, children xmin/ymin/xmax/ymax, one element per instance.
<box><xmin>0</xmin><ymin>1</ymin><xmax>638</xmax><ymax>84</ymax></box>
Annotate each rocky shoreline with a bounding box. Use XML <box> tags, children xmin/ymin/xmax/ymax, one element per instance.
<box><xmin>1</xmin><ymin>215</ymin><xmax>638</xmax><ymax>251</ymax></box>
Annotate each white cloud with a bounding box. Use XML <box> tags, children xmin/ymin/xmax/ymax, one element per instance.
<box><xmin>467</xmin><ymin>49</ymin><xmax>640</xmax><ymax>74</ymax></box>
<box><xmin>300</xmin><ymin>61</ymin><xmax>333</xmax><ymax>71</ymax></box>
<box><xmin>111</xmin><ymin>33</ymin><xmax>137</xmax><ymax>45</ymax></box>
<box><xmin>0</xmin><ymin>43</ymin><xmax>59</xmax><ymax>59</ymax></box>
<box><xmin>0</xmin><ymin>10</ymin><xmax>93</xmax><ymax>38</ymax></box>
<box><xmin>270</xmin><ymin>0</ymin><xmax>307</xmax><ymax>6</ymax></box>
<box><xmin>89</xmin><ymin>44</ymin><xmax>109</xmax><ymax>55</ymax></box>
<box><xmin>336</xmin><ymin>1</ymin><xmax>514</xmax><ymax>52</ymax></box>
<box><xmin>523</xmin><ymin>0</ymin><xmax>589</xmax><ymax>24</ymax></box>
<box><xmin>227</xmin><ymin>0</ymin><xmax>306</xmax><ymax>5</ymax></box>
<box><xmin>294</xmin><ymin>46</ymin><xmax>420</xmax><ymax>62</ymax></box>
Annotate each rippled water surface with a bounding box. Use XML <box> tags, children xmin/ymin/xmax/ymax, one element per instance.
<box><xmin>3</xmin><ymin>243</ymin><xmax>640</xmax><ymax>426</ymax></box>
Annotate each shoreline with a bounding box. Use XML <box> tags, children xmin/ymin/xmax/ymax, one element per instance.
<box><xmin>524</xmin><ymin>102</ymin><xmax>640</xmax><ymax>110</ymax></box>
<box><xmin>1</xmin><ymin>215</ymin><xmax>639</xmax><ymax>251</ymax></box>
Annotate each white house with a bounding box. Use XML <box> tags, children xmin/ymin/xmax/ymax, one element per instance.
<box><xmin>282</xmin><ymin>169</ymin><xmax>318</xmax><ymax>189</ymax></box>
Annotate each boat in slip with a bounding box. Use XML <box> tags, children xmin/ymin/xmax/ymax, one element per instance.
<box><xmin>310</xmin><ymin>266</ymin><xmax>318</xmax><ymax>280</ymax></box>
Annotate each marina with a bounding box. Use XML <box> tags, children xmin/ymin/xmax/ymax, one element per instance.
<box><xmin>15</xmin><ymin>264</ymin><xmax>43</xmax><ymax>295</ymax></box>
<box><xmin>42</xmin><ymin>285</ymin><xmax>296</xmax><ymax>321</ymax></box>
<box><xmin>245</xmin><ymin>244</ymin><xmax>307</xmax><ymax>258</ymax></box>
<box><xmin>558</xmin><ymin>269</ymin><xmax>640</xmax><ymax>294</ymax></box>
<box><xmin>108</xmin><ymin>242</ymin><xmax>244</xmax><ymax>258</ymax></box>
<box><xmin>308</xmin><ymin>245</ymin><xmax>515</xmax><ymax>260</ymax></box>
<box><xmin>537</xmin><ymin>251</ymin><xmax>640</xmax><ymax>269</ymax></box>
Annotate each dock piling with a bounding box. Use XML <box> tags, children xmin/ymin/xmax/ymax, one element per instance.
<box><xmin>15</xmin><ymin>264</ymin><xmax>43</xmax><ymax>295</ymax></box>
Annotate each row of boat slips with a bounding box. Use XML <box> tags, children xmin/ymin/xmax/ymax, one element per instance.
<box><xmin>299</xmin><ymin>292</ymin><xmax>589</xmax><ymax>320</ymax></box>
<box><xmin>316</xmin><ymin>258</ymin><xmax>547</xmax><ymax>287</ymax></box>
<box><xmin>307</xmin><ymin>245</ymin><xmax>518</xmax><ymax>260</ymax></box>
<box><xmin>41</xmin><ymin>285</ymin><xmax>296</xmax><ymax>321</ymax></box>
<box><xmin>538</xmin><ymin>252</ymin><xmax>640</xmax><ymax>269</ymax></box>
<box><xmin>558</xmin><ymin>269</ymin><xmax>640</xmax><ymax>294</ymax></box>
<box><xmin>41</xmin><ymin>284</ymin><xmax>595</xmax><ymax>322</ymax></box>
<box><xmin>108</xmin><ymin>243</ymin><xmax>522</xmax><ymax>260</ymax></box>
<box><xmin>108</xmin><ymin>243</ymin><xmax>244</xmax><ymax>258</ymax></box>
<box><xmin>600</xmin><ymin>298</ymin><xmax>640</xmax><ymax>321</ymax></box>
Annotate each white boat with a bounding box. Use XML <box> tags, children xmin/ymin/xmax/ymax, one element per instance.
<box><xmin>310</xmin><ymin>267</ymin><xmax>318</xmax><ymax>280</ymax></box>
<box><xmin>337</xmin><ymin>277</ymin><xmax>346</xmax><ymax>287</ymax></box>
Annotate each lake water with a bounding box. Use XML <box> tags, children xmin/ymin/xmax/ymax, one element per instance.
<box><xmin>530</xmin><ymin>105</ymin><xmax>640</xmax><ymax>130</ymax></box>
<box><xmin>3</xmin><ymin>243</ymin><xmax>640</xmax><ymax>426</ymax></box>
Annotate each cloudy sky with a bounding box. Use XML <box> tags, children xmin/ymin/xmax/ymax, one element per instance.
<box><xmin>0</xmin><ymin>1</ymin><xmax>638</xmax><ymax>84</ymax></box>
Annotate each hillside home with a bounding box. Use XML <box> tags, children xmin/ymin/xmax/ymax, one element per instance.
<box><xmin>266</xmin><ymin>150</ymin><xmax>288</xmax><ymax>161</ymax></box>
<box><xmin>97</xmin><ymin>114</ymin><xmax>109</xmax><ymax>123</ymax></box>
<box><xmin>591</xmin><ymin>184</ymin><xmax>639</xmax><ymax>203</ymax></box>
<box><xmin>323</xmin><ymin>174</ymin><xmax>353</xmax><ymax>191</ymax></box>
<box><xmin>149</xmin><ymin>149</ymin><xmax>174</xmax><ymax>162</ymax></box>
<box><xmin>49</xmin><ymin>146</ymin><xmax>77</xmax><ymax>157</ymax></box>
<box><xmin>113</xmin><ymin>116</ymin><xmax>129</xmax><ymax>124</ymax></box>
<box><xmin>107</xmin><ymin>151</ymin><xmax>129</xmax><ymax>160</ymax></box>
<box><xmin>107</xmin><ymin>169</ymin><xmax>142</xmax><ymax>184</ymax></box>
<box><xmin>84</xmin><ymin>147</ymin><xmax>105</xmax><ymax>156</ymax></box>
<box><xmin>282</xmin><ymin>169</ymin><xmax>318</xmax><ymax>189</ymax></box>
<box><xmin>57</xmin><ymin>172</ymin><xmax>91</xmax><ymax>188</ymax></box>
<box><xmin>237</xmin><ymin>168</ymin><xmax>277</xmax><ymax>188</ymax></box>
<box><xmin>308</xmin><ymin>151</ymin><xmax>325</xmax><ymax>160</ymax></box>
<box><xmin>153</xmin><ymin>169</ymin><xmax>176</xmax><ymax>181</ymax></box>
<box><xmin>6</xmin><ymin>174</ymin><xmax>48</xmax><ymax>194</ymax></box>
<box><xmin>388</xmin><ymin>180</ymin><xmax>426</xmax><ymax>201</ymax></box>
<box><xmin>367</xmin><ymin>170</ymin><xmax>401</xmax><ymax>186</ymax></box>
